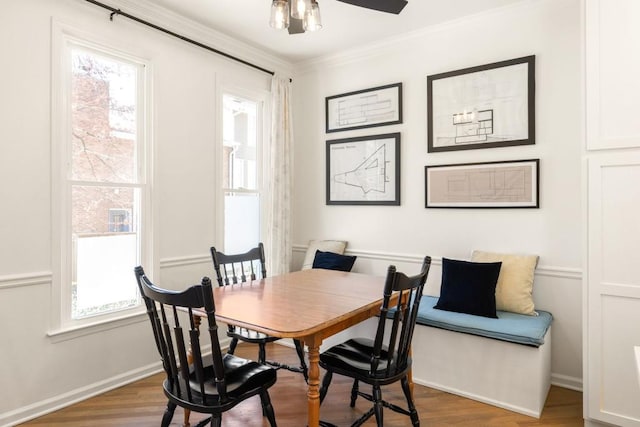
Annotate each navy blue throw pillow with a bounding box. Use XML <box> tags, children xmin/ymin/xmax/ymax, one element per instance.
<box><xmin>312</xmin><ymin>250</ymin><xmax>357</xmax><ymax>272</ymax></box>
<box><xmin>434</xmin><ymin>258</ymin><xmax>502</xmax><ymax>318</ymax></box>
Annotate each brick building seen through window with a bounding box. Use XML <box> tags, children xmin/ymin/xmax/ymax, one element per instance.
<box><xmin>68</xmin><ymin>48</ymin><xmax>144</xmax><ymax>320</ymax></box>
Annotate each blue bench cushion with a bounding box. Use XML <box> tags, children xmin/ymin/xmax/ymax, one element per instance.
<box><xmin>414</xmin><ymin>296</ymin><xmax>552</xmax><ymax>347</ymax></box>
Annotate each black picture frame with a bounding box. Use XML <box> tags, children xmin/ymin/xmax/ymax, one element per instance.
<box><xmin>326</xmin><ymin>83</ymin><xmax>402</xmax><ymax>133</ymax></box>
<box><xmin>427</xmin><ymin>55</ymin><xmax>535</xmax><ymax>152</ymax></box>
<box><xmin>425</xmin><ymin>159</ymin><xmax>539</xmax><ymax>208</ymax></box>
<box><xmin>326</xmin><ymin>133</ymin><xmax>401</xmax><ymax>205</ymax></box>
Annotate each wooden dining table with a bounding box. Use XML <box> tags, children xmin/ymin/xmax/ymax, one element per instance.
<box><xmin>196</xmin><ymin>268</ymin><xmax>388</xmax><ymax>427</ymax></box>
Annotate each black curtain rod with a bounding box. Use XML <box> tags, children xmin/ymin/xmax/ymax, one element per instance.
<box><xmin>84</xmin><ymin>0</ymin><xmax>277</xmax><ymax>77</ymax></box>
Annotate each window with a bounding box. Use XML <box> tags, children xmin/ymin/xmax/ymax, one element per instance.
<box><xmin>54</xmin><ymin>36</ymin><xmax>150</xmax><ymax>329</ymax></box>
<box><xmin>221</xmin><ymin>93</ymin><xmax>264</xmax><ymax>254</ymax></box>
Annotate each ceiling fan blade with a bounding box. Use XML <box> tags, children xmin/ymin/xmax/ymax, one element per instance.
<box><xmin>288</xmin><ymin>16</ymin><xmax>305</xmax><ymax>34</ymax></box>
<box><xmin>337</xmin><ymin>0</ymin><xmax>408</xmax><ymax>14</ymax></box>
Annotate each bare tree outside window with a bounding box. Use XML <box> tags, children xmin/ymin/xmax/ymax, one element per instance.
<box><xmin>68</xmin><ymin>48</ymin><xmax>144</xmax><ymax>319</ymax></box>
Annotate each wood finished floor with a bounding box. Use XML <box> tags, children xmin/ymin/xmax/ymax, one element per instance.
<box><xmin>19</xmin><ymin>343</ymin><xmax>583</xmax><ymax>426</ymax></box>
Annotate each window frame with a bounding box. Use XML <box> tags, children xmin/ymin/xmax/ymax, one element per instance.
<box><xmin>50</xmin><ymin>25</ymin><xmax>153</xmax><ymax>337</ymax></box>
<box><xmin>216</xmin><ymin>86</ymin><xmax>269</xmax><ymax>254</ymax></box>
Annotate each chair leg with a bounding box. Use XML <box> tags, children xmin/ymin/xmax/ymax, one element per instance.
<box><xmin>210</xmin><ymin>415</ymin><xmax>222</xmax><ymax>427</ymax></box>
<box><xmin>228</xmin><ymin>337</ymin><xmax>239</xmax><ymax>355</ymax></box>
<box><xmin>258</xmin><ymin>342</ymin><xmax>267</xmax><ymax>364</ymax></box>
<box><xmin>160</xmin><ymin>401</ymin><xmax>176</xmax><ymax>427</ymax></box>
<box><xmin>260</xmin><ymin>390</ymin><xmax>277</xmax><ymax>427</ymax></box>
<box><xmin>319</xmin><ymin>370</ymin><xmax>333</xmax><ymax>404</ymax></box>
<box><xmin>193</xmin><ymin>417</ymin><xmax>213</xmax><ymax>427</ymax></box>
<box><xmin>293</xmin><ymin>339</ymin><xmax>309</xmax><ymax>382</ymax></box>
<box><xmin>401</xmin><ymin>376</ymin><xmax>420</xmax><ymax>426</ymax></box>
<box><xmin>349</xmin><ymin>379</ymin><xmax>359</xmax><ymax>407</ymax></box>
<box><xmin>372</xmin><ymin>385</ymin><xmax>383</xmax><ymax>427</ymax></box>
<box><xmin>352</xmin><ymin>407</ymin><xmax>375</xmax><ymax>427</ymax></box>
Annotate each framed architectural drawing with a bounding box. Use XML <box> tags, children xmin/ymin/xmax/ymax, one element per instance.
<box><xmin>425</xmin><ymin>159</ymin><xmax>539</xmax><ymax>208</ymax></box>
<box><xmin>427</xmin><ymin>55</ymin><xmax>535</xmax><ymax>152</ymax></box>
<box><xmin>326</xmin><ymin>83</ymin><xmax>402</xmax><ymax>133</ymax></box>
<box><xmin>327</xmin><ymin>133</ymin><xmax>400</xmax><ymax>205</ymax></box>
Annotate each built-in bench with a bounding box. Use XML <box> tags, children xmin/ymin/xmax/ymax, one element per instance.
<box><xmin>408</xmin><ymin>295</ymin><xmax>553</xmax><ymax>418</ymax></box>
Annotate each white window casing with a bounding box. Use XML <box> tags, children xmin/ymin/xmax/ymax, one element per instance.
<box><xmin>50</xmin><ymin>22</ymin><xmax>153</xmax><ymax>338</ymax></box>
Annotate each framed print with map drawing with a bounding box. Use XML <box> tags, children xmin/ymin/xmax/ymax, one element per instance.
<box><xmin>327</xmin><ymin>133</ymin><xmax>400</xmax><ymax>205</ymax></box>
<box><xmin>326</xmin><ymin>83</ymin><xmax>402</xmax><ymax>133</ymax></box>
<box><xmin>425</xmin><ymin>159</ymin><xmax>539</xmax><ymax>208</ymax></box>
<box><xmin>427</xmin><ymin>55</ymin><xmax>535</xmax><ymax>152</ymax></box>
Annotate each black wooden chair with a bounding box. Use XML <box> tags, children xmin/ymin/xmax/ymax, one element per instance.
<box><xmin>210</xmin><ymin>243</ymin><xmax>309</xmax><ymax>382</ymax></box>
<box><xmin>318</xmin><ymin>256</ymin><xmax>432</xmax><ymax>427</ymax></box>
<box><xmin>134</xmin><ymin>266</ymin><xmax>278</xmax><ymax>427</ymax></box>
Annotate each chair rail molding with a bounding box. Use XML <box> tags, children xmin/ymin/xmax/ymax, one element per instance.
<box><xmin>0</xmin><ymin>271</ymin><xmax>52</xmax><ymax>290</ymax></box>
<box><xmin>292</xmin><ymin>245</ymin><xmax>582</xmax><ymax>280</ymax></box>
<box><xmin>159</xmin><ymin>254</ymin><xmax>211</xmax><ymax>269</ymax></box>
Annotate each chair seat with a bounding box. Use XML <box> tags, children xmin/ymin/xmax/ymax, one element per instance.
<box><xmin>211</xmin><ymin>243</ymin><xmax>308</xmax><ymax>382</ymax></box>
<box><xmin>228</xmin><ymin>327</ymin><xmax>281</xmax><ymax>344</ymax></box>
<box><xmin>318</xmin><ymin>258</ymin><xmax>431</xmax><ymax>427</ymax></box>
<box><xmin>187</xmin><ymin>354</ymin><xmax>277</xmax><ymax>400</ymax></box>
<box><xmin>135</xmin><ymin>267</ymin><xmax>277</xmax><ymax>427</ymax></box>
<box><xmin>320</xmin><ymin>338</ymin><xmax>407</xmax><ymax>382</ymax></box>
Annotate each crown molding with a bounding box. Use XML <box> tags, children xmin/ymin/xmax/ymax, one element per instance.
<box><xmin>77</xmin><ymin>0</ymin><xmax>294</xmax><ymax>78</ymax></box>
<box><xmin>293</xmin><ymin>0</ymin><xmax>545</xmax><ymax>75</ymax></box>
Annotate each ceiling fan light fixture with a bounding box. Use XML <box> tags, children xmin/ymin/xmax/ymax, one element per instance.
<box><xmin>291</xmin><ymin>0</ymin><xmax>312</xmax><ymax>19</ymax></box>
<box><xmin>303</xmin><ymin>0</ymin><xmax>322</xmax><ymax>32</ymax></box>
<box><xmin>269</xmin><ymin>0</ymin><xmax>290</xmax><ymax>29</ymax></box>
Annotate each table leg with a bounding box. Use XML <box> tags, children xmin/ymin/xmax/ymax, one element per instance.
<box><xmin>305</xmin><ymin>340</ymin><xmax>321</xmax><ymax>427</ymax></box>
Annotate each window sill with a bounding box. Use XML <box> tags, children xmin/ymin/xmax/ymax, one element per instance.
<box><xmin>48</xmin><ymin>309</ymin><xmax>147</xmax><ymax>343</ymax></box>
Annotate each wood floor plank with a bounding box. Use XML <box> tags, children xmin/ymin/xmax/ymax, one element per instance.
<box><xmin>19</xmin><ymin>343</ymin><xmax>582</xmax><ymax>426</ymax></box>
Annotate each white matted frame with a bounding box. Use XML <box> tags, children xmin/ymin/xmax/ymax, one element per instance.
<box><xmin>425</xmin><ymin>159</ymin><xmax>539</xmax><ymax>208</ymax></box>
<box><xmin>326</xmin><ymin>83</ymin><xmax>402</xmax><ymax>133</ymax></box>
<box><xmin>326</xmin><ymin>133</ymin><xmax>400</xmax><ymax>205</ymax></box>
<box><xmin>427</xmin><ymin>56</ymin><xmax>535</xmax><ymax>152</ymax></box>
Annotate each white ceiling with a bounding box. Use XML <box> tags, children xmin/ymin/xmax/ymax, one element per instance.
<box><xmin>145</xmin><ymin>0</ymin><xmax>529</xmax><ymax>63</ymax></box>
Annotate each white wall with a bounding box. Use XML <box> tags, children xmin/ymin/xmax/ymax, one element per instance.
<box><xmin>291</xmin><ymin>0</ymin><xmax>582</xmax><ymax>390</ymax></box>
<box><xmin>0</xmin><ymin>0</ymin><xmax>583</xmax><ymax>423</ymax></box>
<box><xmin>0</xmin><ymin>0</ymin><xmax>291</xmax><ymax>425</ymax></box>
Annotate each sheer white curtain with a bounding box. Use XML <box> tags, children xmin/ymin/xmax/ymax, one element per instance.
<box><xmin>266</xmin><ymin>75</ymin><xmax>293</xmax><ymax>274</ymax></box>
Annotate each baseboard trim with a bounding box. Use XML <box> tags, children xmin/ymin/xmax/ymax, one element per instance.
<box><xmin>275</xmin><ymin>337</ymin><xmax>582</xmax><ymax>395</ymax></box>
<box><xmin>1</xmin><ymin>337</ymin><xmax>234</xmax><ymax>427</ymax></box>
<box><xmin>551</xmin><ymin>373</ymin><xmax>583</xmax><ymax>392</ymax></box>
<box><xmin>0</xmin><ymin>362</ymin><xmax>163</xmax><ymax>427</ymax></box>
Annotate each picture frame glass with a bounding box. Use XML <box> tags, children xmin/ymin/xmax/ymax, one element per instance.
<box><xmin>428</xmin><ymin>56</ymin><xmax>534</xmax><ymax>152</ymax></box>
<box><xmin>327</xmin><ymin>133</ymin><xmax>400</xmax><ymax>205</ymax></box>
<box><xmin>425</xmin><ymin>159</ymin><xmax>539</xmax><ymax>208</ymax></box>
<box><xmin>326</xmin><ymin>83</ymin><xmax>402</xmax><ymax>133</ymax></box>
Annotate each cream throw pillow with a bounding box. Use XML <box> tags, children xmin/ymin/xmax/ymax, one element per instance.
<box><xmin>471</xmin><ymin>250</ymin><xmax>539</xmax><ymax>315</ymax></box>
<box><xmin>302</xmin><ymin>240</ymin><xmax>348</xmax><ymax>270</ymax></box>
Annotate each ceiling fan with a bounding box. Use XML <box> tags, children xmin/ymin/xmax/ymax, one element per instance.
<box><xmin>270</xmin><ymin>0</ymin><xmax>409</xmax><ymax>35</ymax></box>
<box><xmin>336</xmin><ymin>0</ymin><xmax>408</xmax><ymax>14</ymax></box>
